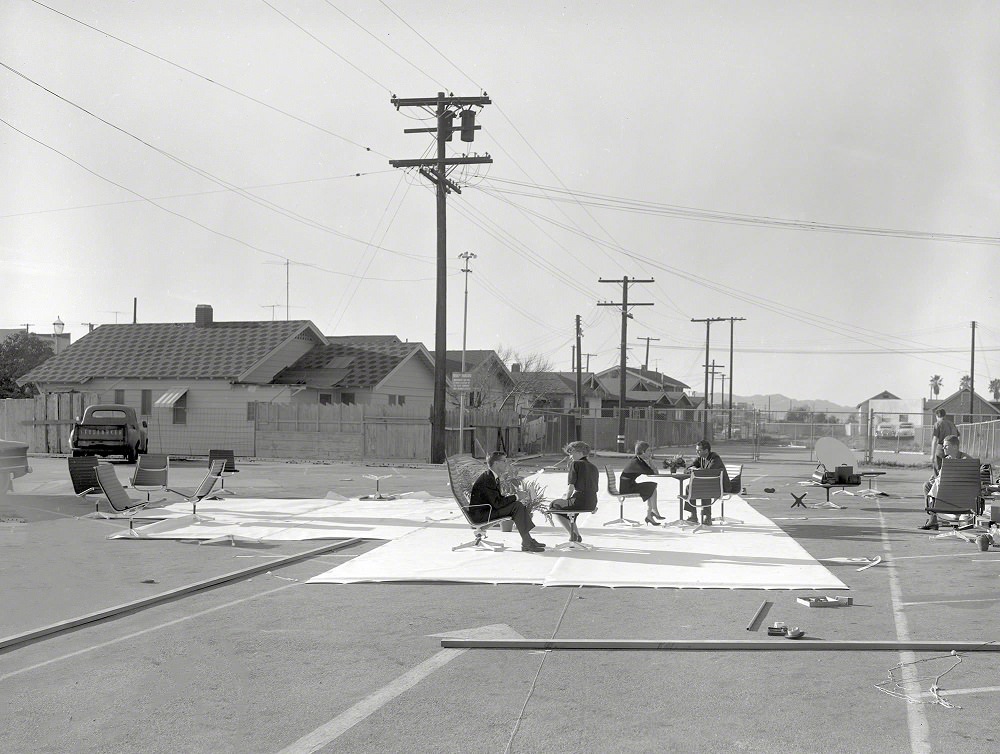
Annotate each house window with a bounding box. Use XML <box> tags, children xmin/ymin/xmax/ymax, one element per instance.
<box><xmin>388</xmin><ymin>395</ymin><xmax>406</xmax><ymax>406</ymax></box>
<box><xmin>141</xmin><ymin>390</ymin><xmax>152</xmax><ymax>415</ymax></box>
<box><xmin>319</xmin><ymin>393</ymin><xmax>333</xmax><ymax>406</ymax></box>
<box><xmin>898</xmin><ymin>414</ymin><xmax>908</xmax><ymax>422</ymax></box>
<box><xmin>341</xmin><ymin>392</ymin><xmax>355</xmax><ymax>405</ymax></box>
<box><xmin>962</xmin><ymin>414</ymin><xmax>973</xmax><ymax>424</ymax></box>
<box><xmin>246</xmin><ymin>402</ymin><xmax>255</xmax><ymax>422</ymax></box>
<box><xmin>114</xmin><ymin>389</ymin><xmax>125</xmax><ymax>404</ymax></box>
<box><xmin>172</xmin><ymin>393</ymin><xmax>187</xmax><ymax>425</ymax></box>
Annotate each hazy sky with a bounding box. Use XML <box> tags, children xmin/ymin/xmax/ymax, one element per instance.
<box><xmin>3</xmin><ymin>1</ymin><xmax>998</xmax><ymax>405</ymax></box>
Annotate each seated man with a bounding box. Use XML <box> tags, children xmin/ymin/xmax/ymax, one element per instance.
<box><xmin>683</xmin><ymin>440</ymin><xmax>730</xmax><ymax>526</ymax></box>
<box><xmin>920</xmin><ymin>434</ymin><xmax>971</xmax><ymax>530</ymax></box>
<box><xmin>469</xmin><ymin>451</ymin><xmax>546</xmax><ymax>552</ymax></box>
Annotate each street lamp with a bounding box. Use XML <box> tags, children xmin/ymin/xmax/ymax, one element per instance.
<box><xmin>52</xmin><ymin>316</ymin><xmax>64</xmax><ymax>355</ymax></box>
<box><xmin>458</xmin><ymin>252</ymin><xmax>477</xmax><ymax>454</ymax></box>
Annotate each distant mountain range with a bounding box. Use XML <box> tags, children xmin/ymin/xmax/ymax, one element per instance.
<box><xmin>691</xmin><ymin>393</ymin><xmax>857</xmax><ymax>415</ymax></box>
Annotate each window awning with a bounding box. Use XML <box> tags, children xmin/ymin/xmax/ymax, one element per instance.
<box><xmin>154</xmin><ymin>387</ymin><xmax>188</xmax><ymax>407</ymax></box>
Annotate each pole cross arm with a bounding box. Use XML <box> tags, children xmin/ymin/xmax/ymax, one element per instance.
<box><xmin>419</xmin><ymin>167</ymin><xmax>463</xmax><ymax>194</ymax></box>
<box><xmin>392</xmin><ymin>95</ymin><xmax>491</xmax><ymax>108</ymax></box>
<box><xmin>389</xmin><ymin>156</ymin><xmax>493</xmax><ymax>167</ymax></box>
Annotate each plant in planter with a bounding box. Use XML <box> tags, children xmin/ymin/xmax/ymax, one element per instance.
<box><xmin>498</xmin><ymin>461</ymin><xmax>549</xmax><ymax>530</ymax></box>
<box><xmin>663</xmin><ymin>455</ymin><xmax>687</xmax><ymax>473</ymax></box>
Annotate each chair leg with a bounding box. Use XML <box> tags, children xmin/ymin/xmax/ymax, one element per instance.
<box><xmin>453</xmin><ymin>529</ymin><xmax>505</xmax><ymax>552</ymax></box>
<box><xmin>603</xmin><ymin>500</ymin><xmax>642</xmax><ymax>528</ymax></box>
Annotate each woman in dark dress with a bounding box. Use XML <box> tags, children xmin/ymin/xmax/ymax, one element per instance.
<box><xmin>619</xmin><ymin>440</ymin><xmax>664</xmax><ymax>525</ymax></box>
<box><xmin>549</xmin><ymin>441</ymin><xmax>599</xmax><ymax>543</ymax></box>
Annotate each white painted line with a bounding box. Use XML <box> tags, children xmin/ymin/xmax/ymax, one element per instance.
<box><xmin>875</xmin><ymin>498</ymin><xmax>931</xmax><ymax>754</ymax></box>
<box><xmin>0</xmin><ymin>583</ymin><xmax>295</xmax><ymax>682</ymax></box>
<box><xmin>276</xmin><ymin>648</ymin><xmax>466</xmax><ymax>754</ymax></box>
<box><xmin>901</xmin><ymin>597</ymin><xmax>1000</xmax><ymax>607</ymax></box>
<box><xmin>915</xmin><ymin>684</ymin><xmax>1000</xmax><ymax>700</ymax></box>
<box><xmin>891</xmin><ymin>552</ymin><xmax>982</xmax><ymax>561</ymax></box>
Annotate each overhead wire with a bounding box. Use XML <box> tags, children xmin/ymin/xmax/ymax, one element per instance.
<box><xmin>28</xmin><ymin>0</ymin><xmax>388</xmax><ymax>158</ymax></box>
<box><xmin>0</xmin><ymin>117</ymin><xmax>430</xmax><ymax>283</ymax></box>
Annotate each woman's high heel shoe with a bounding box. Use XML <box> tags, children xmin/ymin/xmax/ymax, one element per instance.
<box><xmin>644</xmin><ymin>515</ymin><xmax>661</xmax><ymax>526</ymax></box>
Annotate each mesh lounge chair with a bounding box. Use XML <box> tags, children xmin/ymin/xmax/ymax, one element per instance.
<box><xmin>447</xmin><ymin>457</ymin><xmax>513</xmax><ymax>552</ymax></box>
<box><xmin>167</xmin><ymin>459</ymin><xmax>225</xmax><ymax>517</ymax></box>
<box><xmin>91</xmin><ymin>463</ymin><xmax>151</xmax><ymax>524</ymax></box>
<box><xmin>129</xmin><ymin>453</ymin><xmax>169</xmax><ymax>503</ymax></box>
<box><xmin>677</xmin><ymin>468</ymin><xmax>734</xmax><ymax>533</ymax></box>
<box><xmin>68</xmin><ymin>456</ymin><xmax>101</xmax><ymax>499</ymax></box>
<box><xmin>208</xmin><ymin>449</ymin><xmax>239</xmax><ymax>495</ymax></box>
<box><xmin>603</xmin><ymin>465</ymin><xmax>643</xmax><ymax>528</ymax></box>
<box><xmin>927</xmin><ymin>457</ymin><xmax>984</xmax><ymax>542</ymax></box>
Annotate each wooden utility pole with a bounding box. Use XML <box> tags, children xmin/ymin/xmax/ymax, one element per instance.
<box><xmin>583</xmin><ymin>353</ymin><xmax>596</xmax><ymax>372</ymax></box>
<box><xmin>970</xmin><ymin>320</ymin><xmax>977</xmax><ymax>417</ymax></box>
<box><xmin>390</xmin><ymin>93</ymin><xmax>492</xmax><ymax>463</ymax></box>
<box><xmin>691</xmin><ymin>317</ymin><xmax>727</xmax><ymax>439</ymax></box>
<box><xmin>726</xmin><ymin>316</ymin><xmax>745</xmax><ymax>439</ymax></box>
<box><xmin>575</xmin><ymin>315</ymin><xmax>583</xmax><ymax>441</ymax></box>
<box><xmin>638</xmin><ymin>336</ymin><xmax>660</xmax><ymax>371</ymax></box>
<box><xmin>599</xmin><ymin>277</ymin><xmax>654</xmax><ymax>452</ymax></box>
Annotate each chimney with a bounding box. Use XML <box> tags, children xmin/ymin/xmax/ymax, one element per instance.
<box><xmin>195</xmin><ymin>304</ymin><xmax>214</xmax><ymax>327</ymax></box>
<box><xmin>511</xmin><ymin>362</ymin><xmax>521</xmax><ymax>373</ymax></box>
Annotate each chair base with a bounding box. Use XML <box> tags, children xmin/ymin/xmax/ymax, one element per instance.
<box><xmin>932</xmin><ymin>528</ymin><xmax>977</xmax><ymax>543</ymax></box>
<box><xmin>603</xmin><ymin>517</ymin><xmax>643</xmax><ymax>528</ymax></box>
<box><xmin>453</xmin><ymin>534</ymin><xmax>505</xmax><ymax>552</ymax></box>
<box><xmin>810</xmin><ymin>500</ymin><xmax>846</xmax><ymax>510</ymax></box>
<box><xmin>553</xmin><ymin>540</ymin><xmax>594</xmax><ymax>551</ymax></box>
<box><xmin>662</xmin><ymin>518</ymin><xmax>697</xmax><ymax>529</ymax></box>
<box><xmin>361</xmin><ymin>493</ymin><xmax>398</xmax><ymax>501</ymax></box>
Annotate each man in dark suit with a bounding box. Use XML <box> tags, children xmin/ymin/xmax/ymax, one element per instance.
<box><xmin>469</xmin><ymin>451</ymin><xmax>546</xmax><ymax>552</ymax></box>
<box><xmin>684</xmin><ymin>440</ymin><xmax>730</xmax><ymax>526</ymax></box>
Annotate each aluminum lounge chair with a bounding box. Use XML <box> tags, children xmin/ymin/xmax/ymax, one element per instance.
<box><xmin>68</xmin><ymin>456</ymin><xmax>101</xmax><ymax>499</ymax></box>
<box><xmin>678</xmin><ymin>468</ymin><xmax>734</xmax><ymax>532</ymax></box>
<box><xmin>167</xmin><ymin>459</ymin><xmax>226</xmax><ymax>516</ymax></box>
<box><xmin>208</xmin><ymin>449</ymin><xmax>239</xmax><ymax>495</ymax></box>
<box><xmin>927</xmin><ymin>457</ymin><xmax>984</xmax><ymax>542</ymax></box>
<box><xmin>129</xmin><ymin>453</ymin><xmax>169</xmax><ymax>503</ymax></box>
<box><xmin>447</xmin><ymin>457</ymin><xmax>513</xmax><ymax>552</ymax></box>
<box><xmin>92</xmin><ymin>463</ymin><xmax>151</xmax><ymax>523</ymax></box>
<box><xmin>603</xmin><ymin>465</ymin><xmax>643</xmax><ymax>528</ymax></box>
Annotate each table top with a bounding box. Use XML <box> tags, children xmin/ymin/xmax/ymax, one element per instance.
<box><xmin>859</xmin><ymin>471</ymin><xmax>886</xmax><ymax>478</ymax></box>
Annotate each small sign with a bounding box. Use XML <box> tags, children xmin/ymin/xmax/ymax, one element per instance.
<box><xmin>452</xmin><ymin>372</ymin><xmax>473</xmax><ymax>392</ymax></box>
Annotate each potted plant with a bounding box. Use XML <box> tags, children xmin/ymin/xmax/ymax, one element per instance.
<box><xmin>498</xmin><ymin>461</ymin><xmax>549</xmax><ymax>531</ymax></box>
<box><xmin>663</xmin><ymin>455</ymin><xmax>687</xmax><ymax>474</ymax></box>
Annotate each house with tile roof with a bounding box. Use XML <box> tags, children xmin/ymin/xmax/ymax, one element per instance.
<box><xmin>509</xmin><ymin>369</ymin><xmax>604</xmax><ymax>413</ymax></box>
<box><xmin>592</xmin><ymin>365</ymin><xmax>691</xmax><ymax>410</ymax></box>
<box><xmin>16</xmin><ymin>306</ymin><xmax>437</xmax><ymax>456</ymax></box>
<box><xmin>443</xmin><ymin>349</ymin><xmax>515</xmax><ymax>410</ymax></box>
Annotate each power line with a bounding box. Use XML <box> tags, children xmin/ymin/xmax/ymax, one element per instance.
<box><xmin>479</xmin><ymin>177</ymin><xmax>1000</xmax><ymax>247</ymax></box>
<box><xmin>28</xmin><ymin>0</ymin><xmax>388</xmax><ymax>158</ymax></box>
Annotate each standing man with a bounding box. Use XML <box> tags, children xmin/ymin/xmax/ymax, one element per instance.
<box><xmin>469</xmin><ymin>451</ymin><xmax>546</xmax><ymax>552</ymax></box>
<box><xmin>930</xmin><ymin>407</ymin><xmax>960</xmax><ymax>473</ymax></box>
<box><xmin>684</xmin><ymin>440</ymin><xmax>730</xmax><ymax>526</ymax></box>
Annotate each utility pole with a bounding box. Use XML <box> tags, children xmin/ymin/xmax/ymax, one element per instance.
<box><xmin>599</xmin><ymin>277</ymin><xmax>654</xmax><ymax>452</ymax></box>
<box><xmin>458</xmin><ymin>252</ymin><xmax>477</xmax><ymax>454</ymax></box>
<box><xmin>970</xmin><ymin>320</ymin><xmax>977</xmax><ymax>418</ymax></box>
<box><xmin>718</xmin><ymin>373</ymin><xmax>727</xmax><ymax>408</ymax></box>
<box><xmin>390</xmin><ymin>92</ymin><xmax>492</xmax><ymax>463</ymax></box>
<box><xmin>575</xmin><ymin>315</ymin><xmax>583</xmax><ymax>441</ymax></box>
<box><xmin>583</xmin><ymin>353</ymin><xmax>597</xmax><ymax>373</ymax></box>
<box><xmin>638</xmin><ymin>336</ymin><xmax>660</xmax><ymax>371</ymax></box>
<box><xmin>725</xmin><ymin>316</ymin><xmax>745</xmax><ymax>439</ymax></box>
<box><xmin>704</xmin><ymin>360</ymin><xmax>725</xmax><ymax>408</ymax></box>
<box><xmin>691</xmin><ymin>317</ymin><xmax>727</xmax><ymax>439</ymax></box>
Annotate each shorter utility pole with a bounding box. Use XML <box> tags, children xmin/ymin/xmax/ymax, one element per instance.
<box><xmin>725</xmin><ymin>316</ymin><xmax>745</xmax><ymax>439</ymax></box>
<box><xmin>458</xmin><ymin>251</ymin><xmax>477</xmax><ymax>454</ymax></box>
<box><xmin>600</xmin><ymin>277</ymin><xmax>654</xmax><ymax>452</ymax></box>
<box><xmin>583</xmin><ymin>353</ymin><xmax>597</xmax><ymax>372</ymax></box>
<box><xmin>970</xmin><ymin>320</ymin><xmax>977</xmax><ymax>417</ymax></box>
<box><xmin>692</xmin><ymin>317</ymin><xmax>727</xmax><ymax>439</ymax></box>
<box><xmin>575</xmin><ymin>315</ymin><xmax>583</xmax><ymax>441</ymax></box>
<box><xmin>638</xmin><ymin>336</ymin><xmax>660</xmax><ymax>371</ymax></box>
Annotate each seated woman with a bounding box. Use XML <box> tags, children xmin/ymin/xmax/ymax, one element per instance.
<box><xmin>619</xmin><ymin>440</ymin><xmax>664</xmax><ymax>525</ymax></box>
<box><xmin>548</xmin><ymin>441</ymin><xmax>599</xmax><ymax>543</ymax></box>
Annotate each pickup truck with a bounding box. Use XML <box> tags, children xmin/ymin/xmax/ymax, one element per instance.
<box><xmin>70</xmin><ymin>404</ymin><xmax>148</xmax><ymax>462</ymax></box>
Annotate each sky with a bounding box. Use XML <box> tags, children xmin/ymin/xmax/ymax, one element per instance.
<box><xmin>3</xmin><ymin>0</ymin><xmax>999</xmax><ymax>407</ymax></box>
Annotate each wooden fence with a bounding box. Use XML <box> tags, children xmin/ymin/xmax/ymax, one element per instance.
<box><xmin>0</xmin><ymin>393</ymin><xmax>101</xmax><ymax>453</ymax></box>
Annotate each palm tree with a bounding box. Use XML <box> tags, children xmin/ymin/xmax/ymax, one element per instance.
<box><xmin>929</xmin><ymin>375</ymin><xmax>942</xmax><ymax>401</ymax></box>
<box><xmin>959</xmin><ymin>375</ymin><xmax>971</xmax><ymax>391</ymax></box>
<box><xmin>990</xmin><ymin>378</ymin><xmax>1000</xmax><ymax>401</ymax></box>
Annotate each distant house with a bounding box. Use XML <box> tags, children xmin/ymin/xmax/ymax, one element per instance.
<box><xmin>274</xmin><ymin>335</ymin><xmax>435</xmax><ymax>408</ymax></box>
<box><xmin>926</xmin><ymin>389</ymin><xmax>1000</xmax><ymax>425</ymax></box>
<box><xmin>856</xmin><ymin>390</ymin><xmax>901</xmax><ymax>421</ymax></box>
<box><xmin>509</xmin><ymin>369</ymin><xmax>604</xmax><ymax>413</ymax></box>
<box><xmin>593</xmin><ymin>366</ymin><xmax>690</xmax><ymax>410</ymax></box>
<box><xmin>444</xmin><ymin>349</ymin><xmax>515</xmax><ymax>410</ymax></box>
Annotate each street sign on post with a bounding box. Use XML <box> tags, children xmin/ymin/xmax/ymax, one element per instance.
<box><xmin>452</xmin><ymin>373</ymin><xmax>473</xmax><ymax>392</ymax></box>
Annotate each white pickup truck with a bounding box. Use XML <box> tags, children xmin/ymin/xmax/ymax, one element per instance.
<box><xmin>70</xmin><ymin>404</ymin><xmax>148</xmax><ymax>462</ymax></box>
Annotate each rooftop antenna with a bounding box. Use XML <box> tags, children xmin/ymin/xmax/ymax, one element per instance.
<box><xmin>260</xmin><ymin>304</ymin><xmax>281</xmax><ymax>321</ymax></box>
<box><xmin>101</xmin><ymin>310</ymin><xmax>125</xmax><ymax>324</ymax></box>
<box><xmin>264</xmin><ymin>258</ymin><xmax>294</xmax><ymax>321</ymax></box>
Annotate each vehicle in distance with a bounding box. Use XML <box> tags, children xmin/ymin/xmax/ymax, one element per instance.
<box><xmin>896</xmin><ymin>422</ymin><xmax>915</xmax><ymax>438</ymax></box>
<box><xmin>70</xmin><ymin>404</ymin><xmax>148</xmax><ymax>462</ymax></box>
<box><xmin>876</xmin><ymin>423</ymin><xmax>896</xmax><ymax>438</ymax></box>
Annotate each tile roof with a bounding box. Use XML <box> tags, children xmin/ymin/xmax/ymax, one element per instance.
<box><xmin>19</xmin><ymin>320</ymin><xmax>320</xmax><ymax>384</ymax></box>
<box><xmin>278</xmin><ymin>337</ymin><xmax>430</xmax><ymax>389</ymax></box>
